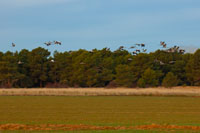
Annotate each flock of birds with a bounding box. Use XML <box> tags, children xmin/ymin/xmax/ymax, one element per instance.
<box><xmin>12</xmin><ymin>41</ymin><xmax>62</xmax><ymax>48</ymax></box>
<box><xmin>44</xmin><ymin>41</ymin><xmax>62</xmax><ymax>46</ymax></box>
<box><xmin>118</xmin><ymin>43</ymin><xmax>147</xmax><ymax>56</ymax></box>
<box><xmin>117</xmin><ymin>43</ymin><xmax>147</xmax><ymax>61</ymax></box>
<box><xmin>154</xmin><ymin>41</ymin><xmax>186</xmax><ymax>65</ymax></box>
<box><xmin>160</xmin><ymin>41</ymin><xmax>185</xmax><ymax>54</ymax></box>
<box><xmin>118</xmin><ymin>41</ymin><xmax>186</xmax><ymax>65</ymax></box>
<box><xmin>11</xmin><ymin>41</ymin><xmax>62</xmax><ymax>64</ymax></box>
<box><xmin>10</xmin><ymin>41</ymin><xmax>185</xmax><ymax>66</ymax></box>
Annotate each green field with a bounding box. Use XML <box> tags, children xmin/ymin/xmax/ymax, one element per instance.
<box><xmin>1</xmin><ymin>96</ymin><xmax>200</xmax><ymax>132</ymax></box>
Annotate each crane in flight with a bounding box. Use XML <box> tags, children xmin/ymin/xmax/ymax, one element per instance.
<box><xmin>142</xmin><ymin>49</ymin><xmax>147</xmax><ymax>52</ymax></box>
<box><xmin>141</xmin><ymin>43</ymin><xmax>145</xmax><ymax>47</ymax></box>
<box><xmin>132</xmin><ymin>51</ymin><xmax>137</xmax><ymax>55</ymax></box>
<box><xmin>129</xmin><ymin>46</ymin><xmax>136</xmax><ymax>49</ymax></box>
<box><xmin>18</xmin><ymin>61</ymin><xmax>24</xmax><ymax>65</ymax></box>
<box><xmin>118</xmin><ymin>46</ymin><xmax>125</xmax><ymax>50</ymax></box>
<box><xmin>44</xmin><ymin>41</ymin><xmax>52</xmax><ymax>46</ymax></box>
<box><xmin>12</xmin><ymin>43</ymin><xmax>16</xmax><ymax>47</ymax></box>
<box><xmin>54</xmin><ymin>41</ymin><xmax>62</xmax><ymax>45</ymax></box>
<box><xmin>160</xmin><ymin>41</ymin><xmax>167</xmax><ymax>48</ymax></box>
<box><xmin>135</xmin><ymin>43</ymin><xmax>141</xmax><ymax>46</ymax></box>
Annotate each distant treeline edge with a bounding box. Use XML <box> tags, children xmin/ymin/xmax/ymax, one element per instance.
<box><xmin>0</xmin><ymin>47</ymin><xmax>200</xmax><ymax>88</ymax></box>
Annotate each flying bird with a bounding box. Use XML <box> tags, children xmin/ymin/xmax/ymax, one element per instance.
<box><xmin>160</xmin><ymin>41</ymin><xmax>167</xmax><ymax>48</ymax></box>
<box><xmin>159</xmin><ymin>61</ymin><xmax>165</xmax><ymax>65</ymax></box>
<box><xmin>154</xmin><ymin>59</ymin><xmax>165</xmax><ymax>65</ymax></box>
<box><xmin>12</xmin><ymin>43</ymin><xmax>16</xmax><ymax>47</ymax></box>
<box><xmin>129</xmin><ymin>46</ymin><xmax>136</xmax><ymax>49</ymax></box>
<box><xmin>128</xmin><ymin>58</ymin><xmax>133</xmax><ymax>61</ymax></box>
<box><xmin>118</xmin><ymin>46</ymin><xmax>124</xmax><ymax>50</ymax></box>
<box><xmin>179</xmin><ymin>49</ymin><xmax>185</xmax><ymax>54</ymax></box>
<box><xmin>18</xmin><ymin>61</ymin><xmax>23</xmax><ymax>65</ymax></box>
<box><xmin>169</xmin><ymin>61</ymin><xmax>176</xmax><ymax>64</ymax></box>
<box><xmin>141</xmin><ymin>43</ymin><xmax>145</xmax><ymax>47</ymax></box>
<box><xmin>44</xmin><ymin>41</ymin><xmax>52</xmax><ymax>46</ymax></box>
<box><xmin>54</xmin><ymin>41</ymin><xmax>62</xmax><ymax>45</ymax></box>
<box><xmin>142</xmin><ymin>49</ymin><xmax>147</xmax><ymax>52</ymax></box>
<box><xmin>80</xmin><ymin>62</ymin><xmax>85</xmax><ymax>65</ymax></box>
<box><xmin>136</xmin><ymin>49</ymin><xmax>141</xmax><ymax>53</ymax></box>
<box><xmin>132</xmin><ymin>51</ymin><xmax>137</xmax><ymax>55</ymax></box>
<box><xmin>50</xmin><ymin>59</ymin><xmax>55</xmax><ymax>63</ymax></box>
<box><xmin>135</xmin><ymin>43</ymin><xmax>141</xmax><ymax>46</ymax></box>
<box><xmin>166</xmin><ymin>48</ymin><xmax>173</xmax><ymax>53</ymax></box>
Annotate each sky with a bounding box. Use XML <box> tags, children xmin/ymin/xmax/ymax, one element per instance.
<box><xmin>0</xmin><ymin>0</ymin><xmax>200</xmax><ymax>53</ymax></box>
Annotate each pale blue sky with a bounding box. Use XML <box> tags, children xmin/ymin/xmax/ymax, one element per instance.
<box><xmin>0</xmin><ymin>0</ymin><xmax>200</xmax><ymax>53</ymax></box>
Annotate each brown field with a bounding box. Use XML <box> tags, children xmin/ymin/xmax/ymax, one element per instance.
<box><xmin>0</xmin><ymin>87</ymin><xmax>200</xmax><ymax>96</ymax></box>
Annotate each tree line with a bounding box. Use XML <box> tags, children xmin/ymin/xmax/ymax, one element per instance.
<box><xmin>0</xmin><ymin>47</ymin><xmax>199</xmax><ymax>88</ymax></box>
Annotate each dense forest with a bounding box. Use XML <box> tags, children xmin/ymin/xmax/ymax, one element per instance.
<box><xmin>0</xmin><ymin>44</ymin><xmax>200</xmax><ymax>88</ymax></box>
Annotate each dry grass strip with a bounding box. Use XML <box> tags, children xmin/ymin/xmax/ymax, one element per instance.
<box><xmin>1</xmin><ymin>124</ymin><xmax>200</xmax><ymax>131</ymax></box>
<box><xmin>0</xmin><ymin>87</ymin><xmax>200</xmax><ymax>96</ymax></box>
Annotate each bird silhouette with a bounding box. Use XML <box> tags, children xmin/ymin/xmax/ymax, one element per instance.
<box><xmin>12</xmin><ymin>43</ymin><xmax>16</xmax><ymax>47</ymax></box>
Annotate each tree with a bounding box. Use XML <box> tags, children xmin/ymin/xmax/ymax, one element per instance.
<box><xmin>0</xmin><ymin>45</ymin><xmax>198</xmax><ymax>88</ymax></box>
<box><xmin>186</xmin><ymin>49</ymin><xmax>200</xmax><ymax>85</ymax></box>
<box><xmin>137</xmin><ymin>78</ymin><xmax>146</xmax><ymax>88</ymax></box>
<box><xmin>28</xmin><ymin>47</ymin><xmax>50</xmax><ymax>87</ymax></box>
<box><xmin>171</xmin><ymin>60</ymin><xmax>186</xmax><ymax>85</ymax></box>
<box><xmin>16</xmin><ymin>49</ymin><xmax>33</xmax><ymax>88</ymax></box>
<box><xmin>131</xmin><ymin>53</ymin><xmax>154</xmax><ymax>83</ymax></box>
<box><xmin>49</xmin><ymin>51</ymin><xmax>71</xmax><ymax>85</ymax></box>
<box><xmin>0</xmin><ymin>52</ymin><xmax>21</xmax><ymax>87</ymax></box>
<box><xmin>138</xmin><ymin>68</ymin><xmax>159</xmax><ymax>88</ymax></box>
<box><xmin>115</xmin><ymin>64</ymin><xmax>134</xmax><ymax>87</ymax></box>
<box><xmin>162</xmin><ymin>72</ymin><xmax>179</xmax><ymax>88</ymax></box>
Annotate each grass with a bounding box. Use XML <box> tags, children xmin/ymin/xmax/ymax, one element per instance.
<box><xmin>0</xmin><ymin>96</ymin><xmax>200</xmax><ymax>132</ymax></box>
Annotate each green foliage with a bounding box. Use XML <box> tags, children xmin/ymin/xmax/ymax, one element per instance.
<box><xmin>191</xmin><ymin>49</ymin><xmax>200</xmax><ymax>85</ymax></box>
<box><xmin>138</xmin><ymin>68</ymin><xmax>159</xmax><ymax>88</ymax></box>
<box><xmin>131</xmin><ymin>53</ymin><xmax>153</xmax><ymax>83</ymax></box>
<box><xmin>0</xmin><ymin>47</ymin><xmax>198</xmax><ymax>88</ymax></box>
<box><xmin>162</xmin><ymin>72</ymin><xmax>179</xmax><ymax>88</ymax></box>
<box><xmin>137</xmin><ymin>78</ymin><xmax>146</xmax><ymax>88</ymax></box>
<box><xmin>185</xmin><ymin>58</ymin><xmax>195</xmax><ymax>85</ymax></box>
<box><xmin>115</xmin><ymin>64</ymin><xmax>134</xmax><ymax>87</ymax></box>
<box><xmin>171</xmin><ymin>60</ymin><xmax>186</xmax><ymax>85</ymax></box>
<box><xmin>186</xmin><ymin>49</ymin><xmax>200</xmax><ymax>86</ymax></box>
<box><xmin>0</xmin><ymin>52</ymin><xmax>22</xmax><ymax>87</ymax></box>
<box><xmin>28</xmin><ymin>47</ymin><xmax>50</xmax><ymax>87</ymax></box>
